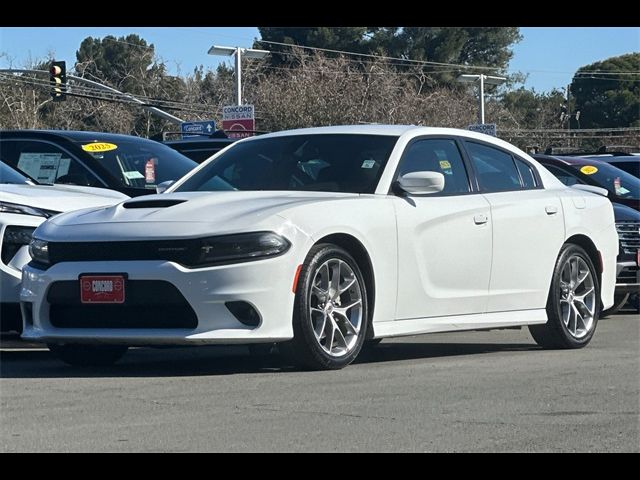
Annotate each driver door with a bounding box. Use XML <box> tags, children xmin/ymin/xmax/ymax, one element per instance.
<box><xmin>393</xmin><ymin>137</ymin><xmax>492</xmax><ymax>320</ymax></box>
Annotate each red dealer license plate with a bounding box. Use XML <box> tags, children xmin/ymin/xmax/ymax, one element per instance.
<box><xmin>80</xmin><ymin>275</ymin><xmax>126</xmax><ymax>304</ymax></box>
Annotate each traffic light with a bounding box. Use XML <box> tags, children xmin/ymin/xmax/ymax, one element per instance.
<box><xmin>49</xmin><ymin>61</ymin><xmax>66</xmax><ymax>101</ymax></box>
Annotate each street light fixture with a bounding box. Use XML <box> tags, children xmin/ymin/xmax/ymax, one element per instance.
<box><xmin>208</xmin><ymin>45</ymin><xmax>270</xmax><ymax>106</ymax></box>
<box><xmin>456</xmin><ymin>74</ymin><xmax>506</xmax><ymax>124</ymax></box>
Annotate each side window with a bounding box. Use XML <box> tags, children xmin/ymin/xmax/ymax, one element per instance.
<box><xmin>0</xmin><ymin>140</ymin><xmax>101</xmax><ymax>187</ymax></box>
<box><xmin>398</xmin><ymin>139</ymin><xmax>470</xmax><ymax>194</ymax></box>
<box><xmin>514</xmin><ymin>158</ymin><xmax>537</xmax><ymax>188</ymax></box>
<box><xmin>465</xmin><ymin>142</ymin><xmax>522</xmax><ymax>192</ymax></box>
<box><xmin>544</xmin><ymin>164</ymin><xmax>582</xmax><ymax>186</ymax></box>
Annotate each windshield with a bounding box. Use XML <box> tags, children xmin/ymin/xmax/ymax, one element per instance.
<box><xmin>0</xmin><ymin>161</ymin><xmax>31</xmax><ymax>184</ymax></box>
<box><xmin>75</xmin><ymin>140</ymin><xmax>197</xmax><ymax>191</ymax></box>
<box><xmin>175</xmin><ymin>134</ymin><xmax>398</xmax><ymax>194</ymax></box>
<box><xmin>571</xmin><ymin>162</ymin><xmax>640</xmax><ymax>200</ymax></box>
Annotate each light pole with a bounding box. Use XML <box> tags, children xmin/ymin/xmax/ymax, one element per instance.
<box><xmin>208</xmin><ymin>45</ymin><xmax>270</xmax><ymax>106</ymax></box>
<box><xmin>456</xmin><ymin>74</ymin><xmax>506</xmax><ymax>124</ymax></box>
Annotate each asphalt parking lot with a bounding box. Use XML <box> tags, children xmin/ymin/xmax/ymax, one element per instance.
<box><xmin>1</xmin><ymin>313</ymin><xmax>638</xmax><ymax>452</ymax></box>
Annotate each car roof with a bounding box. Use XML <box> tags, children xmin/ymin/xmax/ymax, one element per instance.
<box><xmin>0</xmin><ymin>129</ymin><xmax>155</xmax><ymax>144</ymax></box>
<box><xmin>533</xmin><ymin>154</ymin><xmax>611</xmax><ymax>166</ymax></box>
<box><xmin>587</xmin><ymin>156</ymin><xmax>639</xmax><ymax>163</ymax></box>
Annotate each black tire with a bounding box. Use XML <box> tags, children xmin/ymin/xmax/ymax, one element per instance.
<box><xmin>601</xmin><ymin>293</ymin><xmax>630</xmax><ymax>318</ymax></box>
<box><xmin>48</xmin><ymin>344</ymin><xmax>128</xmax><ymax>367</ymax></box>
<box><xmin>280</xmin><ymin>243</ymin><xmax>368</xmax><ymax>370</ymax></box>
<box><xmin>529</xmin><ymin>243</ymin><xmax>600</xmax><ymax>349</ymax></box>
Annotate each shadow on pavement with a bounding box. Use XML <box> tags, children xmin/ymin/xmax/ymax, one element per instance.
<box><xmin>0</xmin><ymin>340</ymin><xmax>538</xmax><ymax>379</ymax></box>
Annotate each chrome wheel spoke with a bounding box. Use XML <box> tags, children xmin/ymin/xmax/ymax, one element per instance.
<box><xmin>329</xmin><ymin>261</ymin><xmax>341</xmax><ymax>299</ymax></box>
<box><xmin>312</xmin><ymin>313</ymin><xmax>327</xmax><ymax>341</ymax></box>
<box><xmin>562</xmin><ymin>303</ymin><xmax>571</xmax><ymax>327</ymax></box>
<box><xmin>339</xmin><ymin>277</ymin><xmax>357</xmax><ymax>295</ymax></box>
<box><xmin>332</xmin><ymin>317</ymin><xmax>348</xmax><ymax>350</ymax></box>
<box><xmin>576</xmin><ymin>269</ymin><xmax>589</xmax><ymax>288</ymax></box>
<box><xmin>325</xmin><ymin>319</ymin><xmax>335</xmax><ymax>351</ymax></box>
<box><xmin>333</xmin><ymin>309</ymin><xmax>360</xmax><ymax>336</ymax></box>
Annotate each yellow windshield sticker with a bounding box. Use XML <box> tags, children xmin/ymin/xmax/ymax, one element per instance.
<box><xmin>580</xmin><ymin>165</ymin><xmax>598</xmax><ymax>175</ymax></box>
<box><xmin>82</xmin><ymin>142</ymin><xmax>118</xmax><ymax>153</ymax></box>
<box><xmin>439</xmin><ymin>160</ymin><xmax>452</xmax><ymax>170</ymax></box>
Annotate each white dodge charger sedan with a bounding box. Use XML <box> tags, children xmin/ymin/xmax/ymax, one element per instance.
<box><xmin>21</xmin><ymin>126</ymin><xmax>618</xmax><ymax>370</ymax></box>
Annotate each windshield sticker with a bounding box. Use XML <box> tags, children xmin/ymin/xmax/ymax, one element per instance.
<box><xmin>17</xmin><ymin>152</ymin><xmax>63</xmax><ymax>184</ymax></box>
<box><xmin>580</xmin><ymin>165</ymin><xmax>598</xmax><ymax>175</ymax></box>
<box><xmin>123</xmin><ymin>171</ymin><xmax>145</xmax><ymax>180</ymax></box>
<box><xmin>145</xmin><ymin>159</ymin><xmax>156</xmax><ymax>184</ymax></box>
<box><xmin>439</xmin><ymin>160</ymin><xmax>452</xmax><ymax>170</ymax></box>
<box><xmin>82</xmin><ymin>142</ymin><xmax>118</xmax><ymax>153</ymax></box>
<box><xmin>361</xmin><ymin>160</ymin><xmax>376</xmax><ymax>169</ymax></box>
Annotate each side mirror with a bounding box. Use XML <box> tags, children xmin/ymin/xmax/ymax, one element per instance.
<box><xmin>156</xmin><ymin>180</ymin><xmax>176</xmax><ymax>194</ymax></box>
<box><xmin>396</xmin><ymin>171</ymin><xmax>445</xmax><ymax>195</ymax></box>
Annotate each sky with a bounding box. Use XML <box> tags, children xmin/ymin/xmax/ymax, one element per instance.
<box><xmin>0</xmin><ymin>27</ymin><xmax>638</xmax><ymax>93</ymax></box>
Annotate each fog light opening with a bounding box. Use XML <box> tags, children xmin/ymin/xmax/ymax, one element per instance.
<box><xmin>225</xmin><ymin>301</ymin><xmax>261</xmax><ymax>328</ymax></box>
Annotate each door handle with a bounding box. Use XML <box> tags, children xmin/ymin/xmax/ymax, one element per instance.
<box><xmin>474</xmin><ymin>214</ymin><xmax>489</xmax><ymax>225</ymax></box>
<box><xmin>545</xmin><ymin>205</ymin><xmax>558</xmax><ymax>215</ymax></box>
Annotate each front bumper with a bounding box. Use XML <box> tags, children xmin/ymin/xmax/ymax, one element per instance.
<box><xmin>615</xmin><ymin>261</ymin><xmax>640</xmax><ymax>294</ymax></box>
<box><xmin>20</xmin><ymin>252</ymin><xmax>301</xmax><ymax>346</ymax></box>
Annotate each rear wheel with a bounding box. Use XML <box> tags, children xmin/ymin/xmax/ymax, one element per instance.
<box><xmin>48</xmin><ymin>344</ymin><xmax>128</xmax><ymax>367</ymax></box>
<box><xmin>529</xmin><ymin>244</ymin><xmax>600</xmax><ymax>349</ymax></box>
<box><xmin>281</xmin><ymin>244</ymin><xmax>368</xmax><ymax>370</ymax></box>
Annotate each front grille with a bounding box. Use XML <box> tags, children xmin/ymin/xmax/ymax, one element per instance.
<box><xmin>48</xmin><ymin>239</ymin><xmax>198</xmax><ymax>266</ymax></box>
<box><xmin>616</xmin><ymin>222</ymin><xmax>640</xmax><ymax>255</ymax></box>
<box><xmin>47</xmin><ymin>280</ymin><xmax>197</xmax><ymax>329</ymax></box>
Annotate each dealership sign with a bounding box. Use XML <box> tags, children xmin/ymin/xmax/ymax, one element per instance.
<box><xmin>468</xmin><ymin>123</ymin><xmax>497</xmax><ymax>137</ymax></box>
<box><xmin>222</xmin><ymin>105</ymin><xmax>255</xmax><ymax>138</ymax></box>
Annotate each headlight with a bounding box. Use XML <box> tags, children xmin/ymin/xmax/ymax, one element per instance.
<box><xmin>189</xmin><ymin>232</ymin><xmax>290</xmax><ymax>267</ymax></box>
<box><xmin>0</xmin><ymin>201</ymin><xmax>59</xmax><ymax>218</ymax></box>
<box><xmin>1</xmin><ymin>226</ymin><xmax>36</xmax><ymax>265</ymax></box>
<box><xmin>28</xmin><ymin>238</ymin><xmax>50</xmax><ymax>267</ymax></box>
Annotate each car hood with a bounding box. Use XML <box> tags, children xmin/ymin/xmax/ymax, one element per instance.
<box><xmin>613</xmin><ymin>202</ymin><xmax>640</xmax><ymax>222</ymax></box>
<box><xmin>38</xmin><ymin>191</ymin><xmax>359</xmax><ymax>241</ymax></box>
<box><xmin>0</xmin><ymin>184</ymin><xmax>129</xmax><ymax>213</ymax></box>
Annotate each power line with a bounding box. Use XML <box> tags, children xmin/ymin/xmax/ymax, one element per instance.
<box><xmin>256</xmin><ymin>40</ymin><xmax>504</xmax><ymax>72</ymax></box>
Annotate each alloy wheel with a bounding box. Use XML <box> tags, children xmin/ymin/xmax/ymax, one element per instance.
<box><xmin>309</xmin><ymin>258</ymin><xmax>363</xmax><ymax>357</ymax></box>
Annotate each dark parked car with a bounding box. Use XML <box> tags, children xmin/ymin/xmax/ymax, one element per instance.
<box><xmin>163</xmin><ymin>131</ymin><xmax>238</xmax><ymax>163</ymax></box>
<box><xmin>1</xmin><ymin>130</ymin><xmax>198</xmax><ymax>197</ymax></box>
<box><xmin>581</xmin><ymin>155</ymin><xmax>640</xmax><ymax>179</ymax></box>
<box><xmin>535</xmin><ymin>154</ymin><xmax>639</xmax><ymax>315</ymax></box>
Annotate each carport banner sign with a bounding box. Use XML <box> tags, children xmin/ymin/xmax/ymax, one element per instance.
<box><xmin>222</xmin><ymin>105</ymin><xmax>255</xmax><ymax>139</ymax></box>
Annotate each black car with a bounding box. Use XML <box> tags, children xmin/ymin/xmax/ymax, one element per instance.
<box><xmin>0</xmin><ymin>130</ymin><xmax>198</xmax><ymax>197</ymax></box>
<box><xmin>162</xmin><ymin>131</ymin><xmax>238</xmax><ymax>163</ymax></box>
<box><xmin>582</xmin><ymin>155</ymin><xmax>640</xmax><ymax>179</ymax></box>
<box><xmin>535</xmin><ymin>154</ymin><xmax>640</xmax><ymax>315</ymax></box>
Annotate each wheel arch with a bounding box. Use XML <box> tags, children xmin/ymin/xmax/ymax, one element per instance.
<box><xmin>564</xmin><ymin>234</ymin><xmax>603</xmax><ymax>286</ymax></box>
<box><xmin>314</xmin><ymin>233</ymin><xmax>376</xmax><ymax>339</ymax></box>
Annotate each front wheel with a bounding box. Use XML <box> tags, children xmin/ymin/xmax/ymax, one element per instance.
<box><xmin>529</xmin><ymin>244</ymin><xmax>600</xmax><ymax>349</ymax></box>
<box><xmin>281</xmin><ymin>244</ymin><xmax>368</xmax><ymax>370</ymax></box>
<box><xmin>48</xmin><ymin>344</ymin><xmax>128</xmax><ymax>367</ymax></box>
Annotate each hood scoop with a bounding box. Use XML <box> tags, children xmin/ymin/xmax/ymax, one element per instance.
<box><xmin>123</xmin><ymin>199</ymin><xmax>187</xmax><ymax>209</ymax></box>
